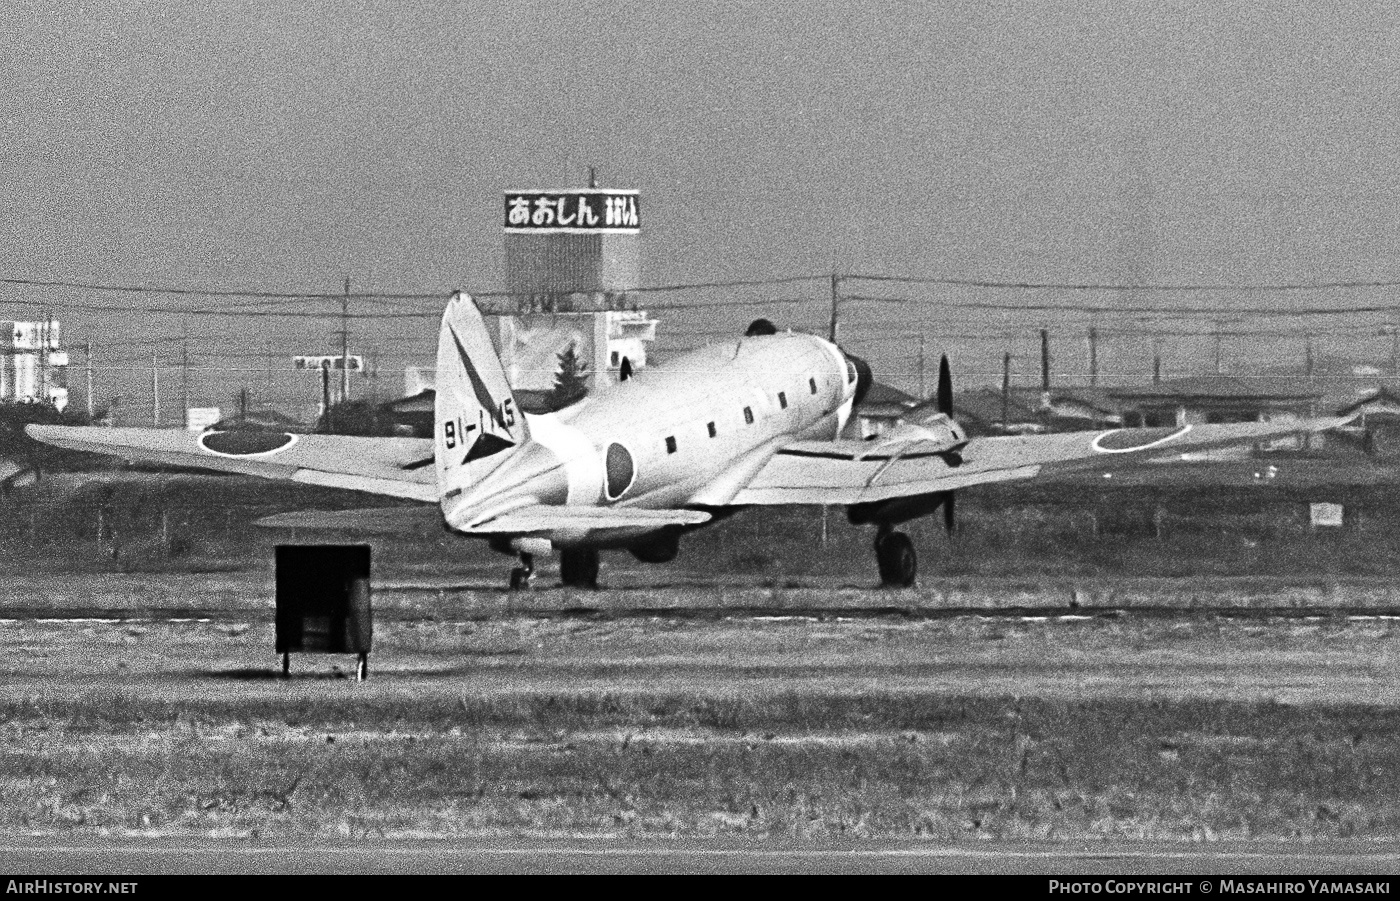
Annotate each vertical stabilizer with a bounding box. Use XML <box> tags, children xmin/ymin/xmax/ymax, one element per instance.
<box><xmin>435</xmin><ymin>293</ymin><xmax>528</xmax><ymax>508</ymax></box>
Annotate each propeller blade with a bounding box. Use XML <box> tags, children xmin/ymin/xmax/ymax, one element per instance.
<box><xmin>943</xmin><ymin>491</ymin><xmax>956</xmax><ymax>534</ymax></box>
<box><xmin>937</xmin><ymin>355</ymin><xmax>953</xmax><ymax>416</ymax></box>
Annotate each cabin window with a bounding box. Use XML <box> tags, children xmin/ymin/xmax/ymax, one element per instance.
<box><xmin>743</xmin><ymin>406</ymin><xmax>754</xmax><ymax>424</ymax></box>
<box><xmin>778</xmin><ymin>392</ymin><xmax>787</xmax><ymax>409</ymax></box>
<box><xmin>707</xmin><ymin>421</ymin><xmax>717</xmax><ymax>438</ymax></box>
<box><xmin>665</xmin><ymin>436</ymin><xmax>677</xmax><ymax>454</ymax></box>
<box><xmin>610</xmin><ymin>351</ymin><xmax>619</xmax><ymax>366</ymax></box>
<box><xmin>809</xmin><ymin>377</ymin><xmax>817</xmax><ymax>395</ymax></box>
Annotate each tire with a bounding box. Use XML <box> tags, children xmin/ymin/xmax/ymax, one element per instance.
<box><xmin>876</xmin><ymin>531</ymin><xmax>917</xmax><ymax>588</ymax></box>
<box><xmin>509</xmin><ymin>567</ymin><xmax>531</xmax><ymax>590</ymax></box>
<box><xmin>560</xmin><ymin>548</ymin><xmax>600</xmax><ymax>589</ymax></box>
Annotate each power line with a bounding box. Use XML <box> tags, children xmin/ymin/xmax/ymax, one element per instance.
<box><xmin>844</xmin><ymin>272</ymin><xmax>1400</xmax><ymax>292</ymax></box>
<box><xmin>840</xmin><ymin>293</ymin><xmax>1400</xmax><ymax>319</ymax></box>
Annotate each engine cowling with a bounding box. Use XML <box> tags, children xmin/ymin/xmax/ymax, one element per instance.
<box><xmin>845</xmin><ymin>352</ymin><xmax>874</xmax><ymax>407</ymax></box>
<box><xmin>629</xmin><ymin>531</ymin><xmax>680</xmax><ymax>563</ymax></box>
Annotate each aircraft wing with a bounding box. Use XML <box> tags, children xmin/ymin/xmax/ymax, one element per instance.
<box><xmin>728</xmin><ymin>417</ymin><xmax>1350</xmax><ymax>505</ymax></box>
<box><xmin>26</xmin><ymin>425</ymin><xmax>437</xmax><ymax>502</ymax></box>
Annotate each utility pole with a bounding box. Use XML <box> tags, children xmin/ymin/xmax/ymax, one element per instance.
<box><xmin>918</xmin><ymin>335</ymin><xmax>926</xmax><ymax>400</ymax></box>
<box><xmin>1391</xmin><ymin>310</ymin><xmax>1400</xmax><ymax>376</ymax></box>
<box><xmin>340</xmin><ymin>276</ymin><xmax>351</xmax><ymax>404</ymax></box>
<box><xmin>85</xmin><ymin>340</ymin><xmax>94</xmax><ymax>421</ymax></box>
<box><xmin>1305</xmin><ymin>335</ymin><xmax>1317</xmax><ymax>451</ymax></box>
<box><xmin>38</xmin><ymin>312</ymin><xmax>47</xmax><ymax>405</ymax></box>
<box><xmin>828</xmin><ymin>273</ymin><xmax>841</xmax><ymax>344</ymax></box>
<box><xmin>1213</xmin><ymin>320</ymin><xmax>1224</xmax><ymax>374</ymax></box>
<box><xmin>1088</xmin><ymin>327</ymin><xmax>1099</xmax><ymax>387</ymax></box>
<box><xmin>181</xmin><ymin>329</ymin><xmax>190</xmax><ymax>428</ymax></box>
<box><xmin>1039</xmin><ymin>329</ymin><xmax>1050</xmax><ymax>392</ymax></box>
<box><xmin>265</xmin><ymin>341</ymin><xmax>275</xmax><ymax>400</ymax></box>
<box><xmin>1001</xmin><ymin>352</ymin><xmax>1011</xmax><ymax>427</ymax></box>
<box><xmin>1152</xmin><ymin>338</ymin><xmax>1162</xmax><ymax>385</ymax></box>
<box><xmin>321</xmin><ymin>359</ymin><xmax>332</xmax><ymax>433</ymax></box>
<box><xmin>151</xmin><ymin>351</ymin><xmax>160</xmax><ymax>427</ymax></box>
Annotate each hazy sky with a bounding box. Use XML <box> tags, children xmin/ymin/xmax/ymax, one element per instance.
<box><xmin>4</xmin><ymin>1</ymin><xmax>1400</xmax><ymax>406</ymax></box>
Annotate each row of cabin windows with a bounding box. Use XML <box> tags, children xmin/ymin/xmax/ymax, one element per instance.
<box><xmin>664</xmin><ymin>377</ymin><xmax>822</xmax><ymax>454</ymax></box>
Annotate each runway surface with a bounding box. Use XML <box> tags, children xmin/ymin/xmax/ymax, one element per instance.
<box><xmin>6</xmin><ymin>837</ymin><xmax>1400</xmax><ymax>875</ymax></box>
<box><xmin>3</xmin><ymin>576</ymin><xmax>1399</xmax><ymax>855</ymax></box>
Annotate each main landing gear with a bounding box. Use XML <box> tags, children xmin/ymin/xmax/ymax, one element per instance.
<box><xmin>507</xmin><ymin>548</ymin><xmax>601</xmax><ymax>590</ymax></box>
<box><xmin>875</xmin><ymin>527</ymin><xmax>917</xmax><ymax>588</ymax></box>
<box><xmin>509</xmin><ymin>552</ymin><xmax>535</xmax><ymax>590</ymax></box>
<box><xmin>559</xmin><ymin>547</ymin><xmax>600</xmax><ymax>590</ymax></box>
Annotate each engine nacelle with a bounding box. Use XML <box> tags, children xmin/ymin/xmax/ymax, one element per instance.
<box><xmin>629</xmin><ymin>531</ymin><xmax>680</xmax><ymax>563</ymax></box>
<box><xmin>865</xmin><ymin>412</ymin><xmax>966</xmax><ymax>456</ymax></box>
<box><xmin>848</xmin><ymin>491</ymin><xmax>952</xmax><ymax>527</ymax></box>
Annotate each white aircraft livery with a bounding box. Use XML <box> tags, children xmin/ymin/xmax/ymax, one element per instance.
<box><xmin>29</xmin><ymin>293</ymin><xmax>1347</xmax><ymax>588</ymax></box>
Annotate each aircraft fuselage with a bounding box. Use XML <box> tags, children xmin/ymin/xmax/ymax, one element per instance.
<box><xmin>443</xmin><ymin>332</ymin><xmax>857</xmax><ymax>542</ymax></box>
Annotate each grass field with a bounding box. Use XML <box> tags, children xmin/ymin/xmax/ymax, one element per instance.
<box><xmin>1</xmin><ymin>611</ymin><xmax>1398</xmax><ymax>840</ymax></box>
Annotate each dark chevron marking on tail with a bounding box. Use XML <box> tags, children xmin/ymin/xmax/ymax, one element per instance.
<box><xmin>448</xmin><ymin>323</ymin><xmax>517</xmax><ymax>463</ymax></box>
<box><xmin>464</xmin><ymin>432</ymin><xmax>515</xmax><ymax>463</ymax></box>
<box><xmin>450</xmin><ymin>326</ymin><xmax>509</xmax><ymax>435</ymax></box>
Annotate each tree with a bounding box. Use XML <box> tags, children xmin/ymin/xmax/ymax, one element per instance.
<box><xmin>548</xmin><ymin>342</ymin><xmax>590</xmax><ymax>410</ymax></box>
<box><xmin>315</xmin><ymin>398</ymin><xmax>398</xmax><ymax>436</ymax></box>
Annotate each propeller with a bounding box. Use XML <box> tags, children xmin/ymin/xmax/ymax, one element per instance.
<box><xmin>938</xmin><ymin>355</ymin><xmax>956</xmax><ymax>535</ymax></box>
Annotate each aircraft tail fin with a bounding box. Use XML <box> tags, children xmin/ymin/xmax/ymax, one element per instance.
<box><xmin>434</xmin><ymin>293</ymin><xmax>529</xmax><ymax>507</ymax></box>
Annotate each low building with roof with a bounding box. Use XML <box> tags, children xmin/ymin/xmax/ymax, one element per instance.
<box><xmin>845</xmin><ymin>382</ymin><xmax>920</xmax><ymax>439</ymax></box>
<box><xmin>1107</xmin><ymin>376</ymin><xmax>1323</xmax><ymax>452</ymax></box>
<box><xmin>950</xmin><ymin>387</ymin><xmax>1045</xmax><ymax>436</ymax></box>
<box><xmin>1333</xmin><ymin>384</ymin><xmax>1400</xmax><ymax>458</ymax></box>
<box><xmin>1007</xmin><ymin>387</ymin><xmax>1123</xmax><ymax>432</ymax></box>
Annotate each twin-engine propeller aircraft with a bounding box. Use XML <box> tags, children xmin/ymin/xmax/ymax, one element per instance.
<box><xmin>30</xmin><ymin>293</ymin><xmax>1345</xmax><ymax>588</ymax></box>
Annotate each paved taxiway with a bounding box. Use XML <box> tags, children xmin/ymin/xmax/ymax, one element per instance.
<box><xmin>6</xmin><ymin>838</ymin><xmax>1400</xmax><ymax>875</ymax></box>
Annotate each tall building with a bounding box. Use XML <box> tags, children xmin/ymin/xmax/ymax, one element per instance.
<box><xmin>498</xmin><ymin>187</ymin><xmax>657</xmax><ymax>398</ymax></box>
<box><xmin>0</xmin><ymin>320</ymin><xmax>68</xmax><ymax>410</ymax></box>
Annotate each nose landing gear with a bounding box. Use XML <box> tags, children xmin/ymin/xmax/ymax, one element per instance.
<box><xmin>874</xmin><ymin>527</ymin><xmax>917</xmax><ymax>588</ymax></box>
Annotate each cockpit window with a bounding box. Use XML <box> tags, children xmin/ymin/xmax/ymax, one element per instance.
<box><xmin>846</xmin><ymin>360</ymin><xmax>857</xmax><ymax>383</ymax></box>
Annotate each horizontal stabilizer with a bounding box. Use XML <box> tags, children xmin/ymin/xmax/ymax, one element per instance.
<box><xmin>256</xmin><ymin>507</ymin><xmax>444</xmax><ymax>534</ymax></box>
<box><xmin>462</xmin><ymin>504</ymin><xmax>711</xmax><ymax>534</ymax></box>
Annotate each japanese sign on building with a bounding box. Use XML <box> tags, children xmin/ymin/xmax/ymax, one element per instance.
<box><xmin>504</xmin><ymin>190</ymin><xmax>640</xmax><ymax>233</ymax></box>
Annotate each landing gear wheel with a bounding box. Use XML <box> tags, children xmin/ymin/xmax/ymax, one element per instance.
<box><xmin>509</xmin><ymin>552</ymin><xmax>536</xmax><ymax>591</ymax></box>
<box><xmin>559</xmin><ymin>547</ymin><xmax>600</xmax><ymax>589</ymax></box>
<box><xmin>875</xmin><ymin>530</ymin><xmax>917</xmax><ymax>588</ymax></box>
